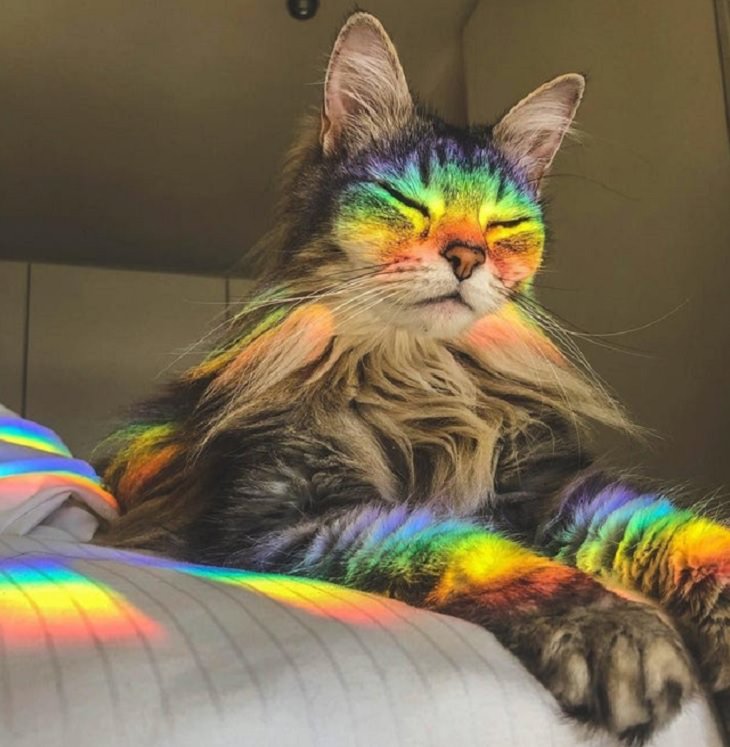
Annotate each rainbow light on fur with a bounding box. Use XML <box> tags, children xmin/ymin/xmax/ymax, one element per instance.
<box><xmin>336</xmin><ymin>142</ymin><xmax>545</xmax><ymax>284</ymax></box>
<box><xmin>465</xmin><ymin>302</ymin><xmax>564</xmax><ymax>362</ymax></box>
<box><xmin>0</xmin><ymin>556</ymin><xmax>162</xmax><ymax>648</ymax></box>
<box><xmin>270</xmin><ymin>505</ymin><xmax>594</xmax><ymax>613</ymax></box>
<box><xmin>546</xmin><ymin>482</ymin><xmax>730</xmax><ymax>602</ymax></box>
<box><xmin>0</xmin><ymin>417</ymin><xmax>72</xmax><ymax>457</ymax></box>
<box><xmin>210</xmin><ymin>303</ymin><xmax>335</xmax><ymax>391</ymax></box>
<box><xmin>101</xmin><ymin>303</ymin><xmax>337</xmax><ymax>496</ymax></box>
<box><xmin>193</xmin><ymin>304</ymin><xmax>291</xmax><ymax>378</ymax></box>
<box><xmin>176</xmin><ymin>563</ymin><xmax>404</xmax><ymax>626</ymax></box>
<box><xmin>102</xmin><ymin>423</ymin><xmax>179</xmax><ymax>498</ymax></box>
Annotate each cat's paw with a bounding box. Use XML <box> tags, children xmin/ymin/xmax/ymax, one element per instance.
<box><xmin>516</xmin><ymin>599</ymin><xmax>696</xmax><ymax>744</ymax></box>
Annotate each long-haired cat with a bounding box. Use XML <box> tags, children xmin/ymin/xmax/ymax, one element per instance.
<box><xmin>95</xmin><ymin>12</ymin><xmax>730</xmax><ymax>744</ymax></box>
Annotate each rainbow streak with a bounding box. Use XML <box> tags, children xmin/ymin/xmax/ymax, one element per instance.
<box><xmin>0</xmin><ymin>417</ymin><xmax>72</xmax><ymax>457</ymax></box>
<box><xmin>0</xmin><ymin>456</ymin><xmax>99</xmax><ymax>481</ymax></box>
<box><xmin>121</xmin><ymin>554</ymin><xmax>405</xmax><ymax>627</ymax></box>
<box><xmin>101</xmin><ymin>305</ymin><xmax>288</xmax><ymax>489</ymax></box>
<box><xmin>0</xmin><ymin>557</ymin><xmax>162</xmax><ymax>649</ymax></box>
<box><xmin>103</xmin><ymin>423</ymin><xmax>179</xmax><ymax>498</ymax></box>
<box><xmin>0</xmin><ymin>472</ymin><xmax>118</xmax><ymax>511</ymax></box>
<box><xmin>193</xmin><ymin>306</ymin><xmax>290</xmax><ymax>379</ymax></box>
<box><xmin>210</xmin><ymin>303</ymin><xmax>335</xmax><ymax>391</ymax></box>
<box><xmin>104</xmin><ymin>423</ymin><xmax>176</xmax><ymax>472</ymax></box>
<box><xmin>102</xmin><ymin>303</ymin><xmax>336</xmax><ymax>497</ymax></box>
<box><xmin>544</xmin><ymin>480</ymin><xmax>730</xmax><ymax>606</ymax></box>
<box><xmin>253</xmin><ymin>505</ymin><xmax>602</xmax><ymax>621</ymax></box>
<box><xmin>0</xmin><ymin>454</ymin><xmax>118</xmax><ymax>511</ymax></box>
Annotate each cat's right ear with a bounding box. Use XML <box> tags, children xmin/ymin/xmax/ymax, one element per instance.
<box><xmin>321</xmin><ymin>13</ymin><xmax>413</xmax><ymax>156</ymax></box>
<box><xmin>493</xmin><ymin>74</ymin><xmax>585</xmax><ymax>193</ymax></box>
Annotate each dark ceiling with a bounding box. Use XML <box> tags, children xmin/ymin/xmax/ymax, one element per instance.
<box><xmin>0</xmin><ymin>1</ymin><xmax>476</xmax><ymax>275</ymax></box>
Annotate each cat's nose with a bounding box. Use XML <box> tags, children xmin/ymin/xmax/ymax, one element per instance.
<box><xmin>441</xmin><ymin>243</ymin><xmax>486</xmax><ymax>281</ymax></box>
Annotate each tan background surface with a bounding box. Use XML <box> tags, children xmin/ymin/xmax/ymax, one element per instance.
<box><xmin>0</xmin><ymin>0</ymin><xmax>475</xmax><ymax>275</ymax></box>
<box><xmin>0</xmin><ymin>262</ymin><xmax>27</xmax><ymax>415</ymax></box>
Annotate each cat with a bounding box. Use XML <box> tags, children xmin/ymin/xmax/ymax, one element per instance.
<box><xmin>94</xmin><ymin>12</ymin><xmax>730</xmax><ymax>745</ymax></box>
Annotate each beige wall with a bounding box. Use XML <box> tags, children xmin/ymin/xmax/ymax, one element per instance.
<box><xmin>0</xmin><ymin>262</ymin><xmax>28</xmax><ymax>414</ymax></box>
<box><xmin>0</xmin><ymin>1</ymin><xmax>475</xmax><ymax>275</ymax></box>
<box><xmin>0</xmin><ymin>261</ymin><xmax>254</xmax><ymax>457</ymax></box>
<box><xmin>465</xmin><ymin>0</ymin><xmax>730</xmax><ymax>492</ymax></box>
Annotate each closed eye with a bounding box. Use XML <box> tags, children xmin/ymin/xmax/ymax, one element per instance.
<box><xmin>376</xmin><ymin>182</ymin><xmax>430</xmax><ymax>218</ymax></box>
<box><xmin>488</xmin><ymin>217</ymin><xmax>531</xmax><ymax>229</ymax></box>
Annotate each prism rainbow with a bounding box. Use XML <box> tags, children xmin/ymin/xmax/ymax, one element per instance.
<box><xmin>0</xmin><ymin>417</ymin><xmax>72</xmax><ymax>457</ymax></box>
<box><xmin>127</xmin><ymin>554</ymin><xmax>407</xmax><ymax>627</ymax></box>
<box><xmin>0</xmin><ymin>551</ymin><xmax>407</xmax><ymax>651</ymax></box>
<box><xmin>254</xmin><ymin>505</ymin><xmax>600</xmax><ymax>616</ymax></box>
<box><xmin>0</xmin><ymin>414</ymin><xmax>119</xmax><ymax>520</ymax></box>
<box><xmin>0</xmin><ymin>455</ymin><xmax>118</xmax><ymax>512</ymax></box>
<box><xmin>337</xmin><ymin>142</ymin><xmax>545</xmax><ymax>289</ymax></box>
<box><xmin>0</xmin><ymin>556</ymin><xmax>162</xmax><ymax>648</ymax></box>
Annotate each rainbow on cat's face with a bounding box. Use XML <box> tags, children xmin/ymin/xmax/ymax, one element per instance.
<box><xmin>334</xmin><ymin>137</ymin><xmax>544</xmax><ymax>337</ymax></box>
<box><xmin>308</xmin><ymin>12</ymin><xmax>581</xmax><ymax>340</ymax></box>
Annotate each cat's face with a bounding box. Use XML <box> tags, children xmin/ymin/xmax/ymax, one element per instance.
<box><xmin>333</xmin><ymin>137</ymin><xmax>545</xmax><ymax>337</ymax></box>
<box><xmin>312</xmin><ymin>13</ymin><xmax>583</xmax><ymax>339</ymax></box>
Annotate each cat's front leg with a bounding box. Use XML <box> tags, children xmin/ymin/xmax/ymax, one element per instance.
<box><xmin>539</xmin><ymin>473</ymin><xmax>730</xmax><ymax>694</ymax></box>
<box><xmin>228</xmin><ymin>503</ymin><xmax>695</xmax><ymax>744</ymax></box>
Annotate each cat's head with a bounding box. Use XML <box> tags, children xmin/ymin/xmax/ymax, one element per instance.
<box><xmin>278</xmin><ymin>12</ymin><xmax>583</xmax><ymax>340</ymax></box>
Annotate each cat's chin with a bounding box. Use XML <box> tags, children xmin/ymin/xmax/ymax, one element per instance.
<box><xmin>377</xmin><ymin>298</ymin><xmax>479</xmax><ymax>339</ymax></box>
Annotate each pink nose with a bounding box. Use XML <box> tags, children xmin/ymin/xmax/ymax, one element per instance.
<box><xmin>441</xmin><ymin>243</ymin><xmax>486</xmax><ymax>280</ymax></box>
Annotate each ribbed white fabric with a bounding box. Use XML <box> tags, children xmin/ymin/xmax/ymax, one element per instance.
<box><xmin>0</xmin><ymin>535</ymin><xmax>722</xmax><ymax>747</ymax></box>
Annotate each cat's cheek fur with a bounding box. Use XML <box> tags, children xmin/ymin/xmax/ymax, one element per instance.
<box><xmin>490</xmin><ymin>256</ymin><xmax>540</xmax><ymax>289</ymax></box>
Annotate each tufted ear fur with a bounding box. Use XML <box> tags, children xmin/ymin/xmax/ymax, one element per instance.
<box><xmin>321</xmin><ymin>12</ymin><xmax>414</xmax><ymax>156</ymax></box>
<box><xmin>493</xmin><ymin>74</ymin><xmax>585</xmax><ymax>192</ymax></box>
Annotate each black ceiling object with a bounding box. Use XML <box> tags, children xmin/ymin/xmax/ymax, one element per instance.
<box><xmin>287</xmin><ymin>0</ymin><xmax>319</xmax><ymax>21</ymax></box>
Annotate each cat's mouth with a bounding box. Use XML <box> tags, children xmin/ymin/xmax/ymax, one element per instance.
<box><xmin>415</xmin><ymin>292</ymin><xmax>473</xmax><ymax>311</ymax></box>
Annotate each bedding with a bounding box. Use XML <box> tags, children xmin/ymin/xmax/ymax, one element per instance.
<box><xmin>0</xmin><ymin>407</ymin><xmax>723</xmax><ymax>746</ymax></box>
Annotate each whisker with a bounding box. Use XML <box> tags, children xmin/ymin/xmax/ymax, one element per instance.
<box><xmin>159</xmin><ymin>270</ymin><xmax>393</xmax><ymax>377</ymax></box>
<box><xmin>515</xmin><ymin>293</ymin><xmax>658</xmax><ymax>357</ymax></box>
<box><xmin>509</xmin><ymin>293</ymin><xmax>619</xmax><ymax>419</ymax></box>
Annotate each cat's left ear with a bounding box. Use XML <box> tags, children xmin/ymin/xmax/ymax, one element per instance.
<box><xmin>321</xmin><ymin>12</ymin><xmax>413</xmax><ymax>156</ymax></box>
<box><xmin>493</xmin><ymin>74</ymin><xmax>585</xmax><ymax>192</ymax></box>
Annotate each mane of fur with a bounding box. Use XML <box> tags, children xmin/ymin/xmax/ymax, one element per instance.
<box><xmin>94</xmin><ymin>106</ymin><xmax>629</xmax><ymax>555</ymax></box>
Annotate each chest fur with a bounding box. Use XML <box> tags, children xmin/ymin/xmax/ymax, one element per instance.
<box><xmin>310</xmin><ymin>338</ymin><xmax>510</xmax><ymax>512</ymax></box>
